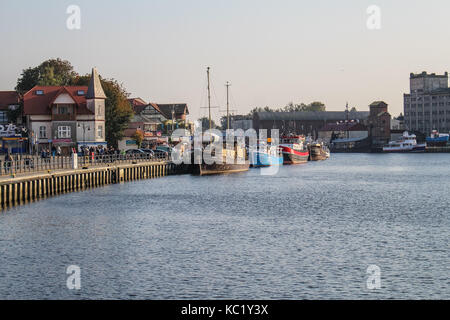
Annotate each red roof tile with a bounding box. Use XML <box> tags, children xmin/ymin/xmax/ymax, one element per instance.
<box><xmin>23</xmin><ymin>86</ymin><xmax>94</xmax><ymax>115</ymax></box>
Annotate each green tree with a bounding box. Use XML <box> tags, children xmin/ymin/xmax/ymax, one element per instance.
<box><xmin>100</xmin><ymin>79</ymin><xmax>133</xmax><ymax>148</ymax></box>
<box><xmin>133</xmin><ymin>130</ymin><xmax>144</xmax><ymax>148</ymax></box>
<box><xmin>198</xmin><ymin>117</ymin><xmax>219</xmax><ymax>129</ymax></box>
<box><xmin>15</xmin><ymin>58</ymin><xmax>77</xmax><ymax>94</ymax></box>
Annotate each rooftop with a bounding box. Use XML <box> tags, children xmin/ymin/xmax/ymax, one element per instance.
<box><xmin>255</xmin><ymin>111</ymin><xmax>370</xmax><ymax>121</ymax></box>
<box><xmin>0</xmin><ymin>91</ymin><xmax>20</xmax><ymax>110</ymax></box>
<box><xmin>410</xmin><ymin>71</ymin><xmax>448</xmax><ymax>79</ymax></box>
<box><xmin>23</xmin><ymin>86</ymin><xmax>93</xmax><ymax>115</ymax></box>
<box><xmin>86</xmin><ymin>68</ymin><xmax>106</xmax><ymax>99</ymax></box>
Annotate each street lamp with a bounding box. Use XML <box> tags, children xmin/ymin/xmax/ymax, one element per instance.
<box><xmin>77</xmin><ymin>123</ymin><xmax>90</xmax><ymax>151</ymax></box>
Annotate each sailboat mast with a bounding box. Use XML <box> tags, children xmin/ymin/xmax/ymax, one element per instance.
<box><xmin>207</xmin><ymin>67</ymin><xmax>212</xmax><ymax>130</ymax></box>
<box><xmin>226</xmin><ymin>81</ymin><xmax>230</xmax><ymax>130</ymax></box>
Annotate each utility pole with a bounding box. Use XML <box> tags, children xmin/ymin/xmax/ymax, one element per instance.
<box><xmin>226</xmin><ymin>81</ymin><xmax>231</xmax><ymax>130</ymax></box>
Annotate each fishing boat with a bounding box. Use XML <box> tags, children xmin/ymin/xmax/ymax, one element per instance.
<box><xmin>383</xmin><ymin>131</ymin><xmax>426</xmax><ymax>153</ymax></box>
<box><xmin>308</xmin><ymin>143</ymin><xmax>330</xmax><ymax>161</ymax></box>
<box><xmin>279</xmin><ymin>135</ymin><xmax>309</xmax><ymax>164</ymax></box>
<box><xmin>192</xmin><ymin>67</ymin><xmax>250</xmax><ymax>175</ymax></box>
<box><xmin>192</xmin><ymin>140</ymin><xmax>250</xmax><ymax>175</ymax></box>
<box><xmin>249</xmin><ymin>142</ymin><xmax>283</xmax><ymax>167</ymax></box>
<box><xmin>426</xmin><ymin>130</ymin><xmax>449</xmax><ymax>147</ymax></box>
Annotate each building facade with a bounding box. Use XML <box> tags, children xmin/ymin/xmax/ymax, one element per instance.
<box><xmin>23</xmin><ymin>68</ymin><xmax>107</xmax><ymax>155</ymax></box>
<box><xmin>404</xmin><ymin>72</ymin><xmax>450</xmax><ymax>134</ymax></box>
<box><xmin>253</xmin><ymin>111</ymin><xmax>370</xmax><ymax>138</ymax></box>
<box><xmin>368</xmin><ymin>101</ymin><xmax>391</xmax><ymax>147</ymax></box>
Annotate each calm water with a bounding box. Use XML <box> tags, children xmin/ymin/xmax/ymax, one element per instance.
<box><xmin>0</xmin><ymin>154</ymin><xmax>449</xmax><ymax>299</ymax></box>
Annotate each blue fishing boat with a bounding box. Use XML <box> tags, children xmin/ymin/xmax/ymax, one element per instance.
<box><xmin>250</xmin><ymin>144</ymin><xmax>283</xmax><ymax>167</ymax></box>
<box><xmin>426</xmin><ymin>130</ymin><xmax>449</xmax><ymax>147</ymax></box>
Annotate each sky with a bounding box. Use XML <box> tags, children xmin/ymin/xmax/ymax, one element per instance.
<box><xmin>1</xmin><ymin>0</ymin><xmax>450</xmax><ymax>121</ymax></box>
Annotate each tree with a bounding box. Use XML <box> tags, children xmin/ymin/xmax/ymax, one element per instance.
<box><xmin>133</xmin><ymin>130</ymin><xmax>144</xmax><ymax>148</ymax></box>
<box><xmin>299</xmin><ymin>101</ymin><xmax>326</xmax><ymax>112</ymax></box>
<box><xmin>198</xmin><ymin>117</ymin><xmax>218</xmax><ymax>129</ymax></box>
<box><xmin>350</xmin><ymin>107</ymin><xmax>357</xmax><ymax>112</ymax></box>
<box><xmin>101</xmin><ymin>79</ymin><xmax>133</xmax><ymax>148</ymax></box>
<box><xmin>15</xmin><ymin>58</ymin><xmax>77</xmax><ymax>94</ymax></box>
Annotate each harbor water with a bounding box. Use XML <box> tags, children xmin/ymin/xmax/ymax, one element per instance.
<box><xmin>0</xmin><ymin>154</ymin><xmax>449</xmax><ymax>299</ymax></box>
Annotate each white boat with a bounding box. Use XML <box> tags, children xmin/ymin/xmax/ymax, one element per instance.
<box><xmin>383</xmin><ymin>131</ymin><xmax>426</xmax><ymax>153</ymax></box>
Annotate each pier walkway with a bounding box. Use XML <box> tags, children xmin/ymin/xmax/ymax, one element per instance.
<box><xmin>0</xmin><ymin>156</ymin><xmax>190</xmax><ymax>210</ymax></box>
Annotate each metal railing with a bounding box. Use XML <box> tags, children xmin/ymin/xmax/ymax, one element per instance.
<box><xmin>0</xmin><ymin>152</ymin><xmax>170</xmax><ymax>177</ymax></box>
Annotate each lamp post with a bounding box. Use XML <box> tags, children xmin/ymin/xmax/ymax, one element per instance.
<box><xmin>77</xmin><ymin>123</ymin><xmax>90</xmax><ymax>151</ymax></box>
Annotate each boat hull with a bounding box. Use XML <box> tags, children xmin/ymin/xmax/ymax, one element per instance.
<box><xmin>193</xmin><ymin>162</ymin><xmax>250</xmax><ymax>175</ymax></box>
<box><xmin>426</xmin><ymin>137</ymin><xmax>449</xmax><ymax>147</ymax></box>
<box><xmin>281</xmin><ymin>148</ymin><xmax>309</xmax><ymax>164</ymax></box>
<box><xmin>250</xmin><ymin>151</ymin><xmax>283</xmax><ymax>167</ymax></box>
<box><xmin>308</xmin><ymin>145</ymin><xmax>330</xmax><ymax>161</ymax></box>
<box><xmin>383</xmin><ymin>144</ymin><xmax>426</xmax><ymax>153</ymax></box>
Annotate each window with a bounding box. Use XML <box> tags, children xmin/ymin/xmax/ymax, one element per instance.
<box><xmin>77</xmin><ymin>90</ymin><xmax>85</xmax><ymax>96</ymax></box>
<box><xmin>36</xmin><ymin>90</ymin><xmax>44</xmax><ymax>95</ymax></box>
<box><xmin>0</xmin><ymin>111</ymin><xmax>7</xmax><ymax>123</ymax></box>
<box><xmin>97</xmin><ymin>125</ymin><xmax>103</xmax><ymax>139</ymax></box>
<box><xmin>57</xmin><ymin>105</ymin><xmax>69</xmax><ymax>114</ymax></box>
<box><xmin>58</xmin><ymin>126</ymin><xmax>71</xmax><ymax>138</ymax></box>
<box><xmin>39</xmin><ymin>126</ymin><xmax>46</xmax><ymax>138</ymax></box>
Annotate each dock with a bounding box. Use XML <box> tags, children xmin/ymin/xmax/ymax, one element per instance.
<box><xmin>0</xmin><ymin>155</ymin><xmax>190</xmax><ymax>210</ymax></box>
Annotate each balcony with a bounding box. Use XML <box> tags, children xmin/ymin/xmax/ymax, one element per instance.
<box><xmin>52</xmin><ymin>114</ymin><xmax>76</xmax><ymax>121</ymax></box>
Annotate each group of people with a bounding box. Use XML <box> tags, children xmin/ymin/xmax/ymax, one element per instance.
<box><xmin>79</xmin><ymin>145</ymin><xmax>120</xmax><ymax>157</ymax></box>
<box><xmin>40</xmin><ymin>146</ymin><xmax>62</xmax><ymax>159</ymax></box>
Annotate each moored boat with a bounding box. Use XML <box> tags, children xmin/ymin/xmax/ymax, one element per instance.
<box><xmin>308</xmin><ymin>143</ymin><xmax>330</xmax><ymax>161</ymax></box>
<box><xmin>192</xmin><ymin>135</ymin><xmax>249</xmax><ymax>175</ymax></box>
<box><xmin>383</xmin><ymin>131</ymin><xmax>426</xmax><ymax>153</ymax></box>
<box><xmin>192</xmin><ymin>67</ymin><xmax>250</xmax><ymax>176</ymax></box>
<box><xmin>279</xmin><ymin>135</ymin><xmax>309</xmax><ymax>164</ymax></box>
<box><xmin>250</xmin><ymin>143</ymin><xmax>283</xmax><ymax>167</ymax></box>
<box><xmin>426</xmin><ymin>130</ymin><xmax>449</xmax><ymax>147</ymax></box>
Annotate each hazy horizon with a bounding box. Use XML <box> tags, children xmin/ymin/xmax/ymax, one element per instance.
<box><xmin>2</xmin><ymin>0</ymin><xmax>450</xmax><ymax>122</ymax></box>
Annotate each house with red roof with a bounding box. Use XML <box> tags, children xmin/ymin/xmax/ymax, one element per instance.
<box><xmin>23</xmin><ymin>68</ymin><xmax>107</xmax><ymax>155</ymax></box>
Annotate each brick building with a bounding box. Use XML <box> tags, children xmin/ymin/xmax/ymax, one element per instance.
<box><xmin>368</xmin><ymin>101</ymin><xmax>391</xmax><ymax>148</ymax></box>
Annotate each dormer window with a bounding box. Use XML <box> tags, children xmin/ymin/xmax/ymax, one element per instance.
<box><xmin>77</xmin><ymin>90</ymin><xmax>85</xmax><ymax>96</ymax></box>
<box><xmin>36</xmin><ymin>90</ymin><xmax>44</xmax><ymax>95</ymax></box>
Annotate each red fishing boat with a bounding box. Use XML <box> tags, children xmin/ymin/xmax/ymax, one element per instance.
<box><xmin>280</xmin><ymin>135</ymin><xmax>309</xmax><ymax>164</ymax></box>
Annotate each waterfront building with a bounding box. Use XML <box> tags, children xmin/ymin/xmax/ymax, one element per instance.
<box><xmin>0</xmin><ymin>91</ymin><xmax>21</xmax><ymax>125</ymax></box>
<box><xmin>368</xmin><ymin>101</ymin><xmax>391</xmax><ymax>148</ymax></box>
<box><xmin>23</xmin><ymin>68</ymin><xmax>107</xmax><ymax>155</ymax></box>
<box><xmin>391</xmin><ymin>114</ymin><xmax>405</xmax><ymax>131</ymax></box>
<box><xmin>404</xmin><ymin>72</ymin><xmax>450</xmax><ymax>134</ymax></box>
<box><xmin>230</xmin><ymin>115</ymin><xmax>253</xmax><ymax>130</ymax></box>
<box><xmin>318</xmin><ymin>122</ymin><xmax>368</xmax><ymax>144</ymax></box>
<box><xmin>252</xmin><ymin>110</ymin><xmax>370</xmax><ymax>138</ymax></box>
<box><xmin>119</xmin><ymin>100</ymin><xmax>189</xmax><ymax>150</ymax></box>
<box><xmin>0</xmin><ymin>91</ymin><xmax>28</xmax><ymax>153</ymax></box>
